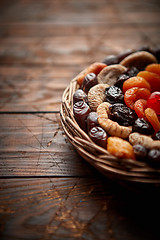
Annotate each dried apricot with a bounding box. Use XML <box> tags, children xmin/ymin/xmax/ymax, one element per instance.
<box><xmin>145</xmin><ymin>63</ymin><xmax>160</xmax><ymax>76</ymax></box>
<box><xmin>134</xmin><ymin>99</ymin><xmax>147</xmax><ymax>118</ymax></box>
<box><xmin>107</xmin><ymin>137</ymin><xmax>135</xmax><ymax>159</ymax></box>
<box><xmin>145</xmin><ymin>108</ymin><xmax>160</xmax><ymax>133</ymax></box>
<box><xmin>122</xmin><ymin>76</ymin><xmax>151</xmax><ymax>93</ymax></box>
<box><xmin>77</xmin><ymin>62</ymin><xmax>106</xmax><ymax>87</ymax></box>
<box><xmin>124</xmin><ymin>87</ymin><xmax>151</xmax><ymax>109</ymax></box>
<box><xmin>137</xmin><ymin>71</ymin><xmax>160</xmax><ymax>92</ymax></box>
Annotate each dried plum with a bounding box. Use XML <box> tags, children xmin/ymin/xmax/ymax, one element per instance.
<box><xmin>133</xmin><ymin>144</ymin><xmax>148</xmax><ymax>161</ymax></box>
<box><xmin>109</xmin><ymin>103</ymin><xmax>137</xmax><ymax>126</ymax></box>
<box><xmin>147</xmin><ymin>149</ymin><xmax>160</xmax><ymax>168</ymax></box>
<box><xmin>105</xmin><ymin>86</ymin><xmax>124</xmax><ymax>104</ymax></box>
<box><xmin>132</xmin><ymin>118</ymin><xmax>154</xmax><ymax>135</ymax></box>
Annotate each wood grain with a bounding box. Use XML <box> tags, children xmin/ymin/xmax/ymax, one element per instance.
<box><xmin>0</xmin><ymin>178</ymin><xmax>160</xmax><ymax>240</ymax></box>
<box><xmin>0</xmin><ymin>113</ymin><xmax>96</xmax><ymax>177</ymax></box>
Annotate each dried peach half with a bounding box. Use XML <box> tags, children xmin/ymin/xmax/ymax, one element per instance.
<box><xmin>137</xmin><ymin>71</ymin><xmax>160</xmax><ymax>92</ymax></box>
<box><xmin>124</xmin><ymin>87</ymin><xmax>151</xmax><ymax>109</ymax></box>
<box><xmin>107</xmin><ymin>137</ymin><xmax>135</xmax><ymax>160</ymax></box>
<box><xmin>77</xmin><ymin>62</ymin><xmax>106</xmax><ymax>87</ymax></box>
<box><xmin>145</xmin><ymin>63</ymin><xmax>160</xmax><ymax>76</ymax></box>
<box><xmin>134</xmin><ymin>99</ymin><xmax>147</xmax><ymax>118</ymax></box>
<box><xmin>145</xmin><ymin>108</ymin><xmax>160</xmax><ymax>133</ymax></box>
<box><xmin>122</xmin><ymin>76</ymin><xmax>151</xmax><ymax>93</ymax></box>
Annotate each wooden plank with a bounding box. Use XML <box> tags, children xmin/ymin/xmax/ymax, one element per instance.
<box><xmin>0</xmin><ymin>113</ymin><xmax>95</xmax><ymax>177</ymax></box>
<box><xmin>0</xmin><ymin>177</ymin><xmax>160</xmax><ymax>240</ymax></box>
<box><xmin>0</xmin><ymin>66</ymin><xmax>76</xmax><ymax>112</ymax></box>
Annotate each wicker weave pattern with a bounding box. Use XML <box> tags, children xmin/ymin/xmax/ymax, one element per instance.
<box><xmin>60</xmin><ymin>75</ymin><xmax>160</xmax><ymax>186</ymax></box>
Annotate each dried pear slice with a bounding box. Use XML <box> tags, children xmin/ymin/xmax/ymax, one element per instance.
<box><xmin>97</xmin><ymin>64</ymin><xmax>127</xmax><ymax>86</ymax></box>
<box><xmin>88</xmin><ymin>83</ymin><xmax>109</xmax><ymax>111</ymax></box>
<box><xmin>120</xmin><ymin>51</ymin><xmax>157</xmax><ymax>70</ymax></box>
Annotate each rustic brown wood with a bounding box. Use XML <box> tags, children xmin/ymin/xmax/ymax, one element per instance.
<box><xmin>0</xmin><ymin>0</ymin><xmax>160</xmax><ymax>239</ymax></box>
<box><xmin>0</xmin><ymin>178</ymin><xmax>160</xmax><ymax>240</ymax></box>
<box><xmin>0</xmin><ymin>113</ymin><xmax>95</xmax><ymax>177</ymax></box>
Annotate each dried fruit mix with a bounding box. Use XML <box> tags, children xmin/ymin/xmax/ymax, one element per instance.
<box><xmin>73</xmin><ymin>47</ymin><xmax>160</xmax><ymax>166</ymax></box>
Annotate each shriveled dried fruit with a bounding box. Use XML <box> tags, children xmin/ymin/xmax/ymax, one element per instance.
<box><xmin>107</xmin><ymin>137</ymin><xmax>135</xmax><ymax>159</ymax></box>
<box><xmin>73</xmin><ymin>89</ymin><xmax>88</xmax><ymax>104</ymax></box>
<box><xmin>133</xmin><ymin>144</ymin><xmax>148</xmax><ymax>161</ymax></box>
<box><xmin>145</xmin><ymin>63</ymin><xmax>160</xmax><ymax>76</ymax></box>
<box><xmin>109</xmin><ymin>103</ymin><xmax>137</xmax><ymax>126</ymax></box>
<box><xmin>88</xmin><ymin>83</ymin><xmax>109</xmax><ymax>111</ymax></box>
<box><xmin>120</xmin><ymin>51</ymin><xmax>157</xmax><ymax>70</ymax></box>
<box><xmin>132</xmin><ymin>118</ymin><xmax>154</xmax><ymax>135</ymax></box>
<box><xmin>97</xmin><ymin>64</ymin><xmax>127</xmax><ymax>86</ymax></box>
<box><xmin>122</xmin><ymin>76</ymin><xmax>151</xmax><ymax>93</ymax></box>
<box><xmin>89</xmin><ymin>126</ymin><xmax>107</xmax><ymax>148</ymax></box>
<box><xmin>147</xmin><ymin>91</ymin><xmax>160</xmax><ymax>115</ymax></box>
<box><xmin>97</xmin><ymin>102</ymin><xmax>132</xmax><ymax>138</ymax></box>
<box><xmin>137</xmin><ymin>71</ymin><xmax>160</xmax><ymax>92</ymax></box>
<box><xmin>134</xmin><ymin>99</ymin><xmax>147</xmax><ymax>118</ymax></box>
<box><xmin>144</xmin><ymin>108</ymin><xmax>160</xmax><ymax>133</ymax></box>
<box><xmin>124</xmin><ymin>87</ymin><xmax>151</xmax><ymax>109</ymax></box>
<box><xmin>73</xmin><ymin>101</ymin><xmax>90</xmax><ymax>132</ymax></box>
<box><xmin>77</xmin><ymin>62</ymin><xmax>106</xmax><ymax>87</ymax></box>
<box><xmin>105</xmin><ymin>86</ymin><xmax>124</xmax><ymax>104</ymax></box>
<box><xmin>129</xmin><ymin>132</ymin><xmax>160</xmax><ymax>150</ymax></box>
<box><xmin>147</xmin><ymin>149</ymin><xmax>160</xmax><ymax>168</ymax></box>
<box><xmin>87</xmin><ymin>112</ymin><xmax>99</xmax><ymax>132</ymax></box>
<box><xmin>81</xmin><ymin>73</ymin><xmax>98</xmax><ymax>93</ymax></box>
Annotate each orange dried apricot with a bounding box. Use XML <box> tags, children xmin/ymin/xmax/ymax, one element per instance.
<box><xmin>122</xmin><ymin>76</ymin><xmax>151</xmax><ymax>93</ymax></box>
<box><xmin>77</xmin><ymin>62</ymin><xmax>106</xmax><ymax>87</ymax></box>
<box><xmin>145</xmin><ymin>108</ymin><xmax>160</xmax><ymax>133</ymax></box>
<box><xmin>107</xmin><ymin>137</ymin><xmax>135</xmax><ymax>160</ymax></box>
<box><xmin>137</xmin><ymin>71</ymin><xmax>160</xmax><ymax>92</ymax></box>
<box><xmin>134</xmin><ymin>99</ymin><xmax>147</xmax><ymax>118</ymax></box>
<box><xmin>145</xmin><ymin>63</ymin><xmax>160</xmax><ymax>76</ymax></box>
<box><xmin>124</xmin><ymin>87</ymin><xmax>151</xmax><ymax>109</ymax></box>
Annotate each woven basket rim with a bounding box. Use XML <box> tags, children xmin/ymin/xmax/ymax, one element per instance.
<box><xmin>60</xmin><ymin>71</ymin><xmax>160</xmax><ymax>186</ymax></box>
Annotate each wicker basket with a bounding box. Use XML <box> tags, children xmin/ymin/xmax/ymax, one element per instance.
<box><xmin>60</xmin><ymin>70</ymin><xmax>160</xmax><ymax>189</ymax></box>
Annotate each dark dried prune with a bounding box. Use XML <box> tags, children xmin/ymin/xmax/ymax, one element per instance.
<box><xmin>147</xmin><ymin>149</ymin><xmax>160</xmax><ymax>168</ymax></box>
<box><xmin>109</xmin><ymin>103</ymin><xmax>137</xmax><ymax>126</ymax></box>
<box><xmin>133</xmin><ymin>144</ymin><xmax>148</xmax><ymax>161</ymax></box>
<box><xmin>105</xmin><ymin>86</ymin><xmax>124</xmax><ymax>104</ymax></box>
<box><xmin>114</xmin><ymin>74</ymin><xmax>130</xmax><ymax>89</ymax></box>
<box><xmin>102</xmin><ymin>55</ymin><xmax>119</xmax><ymax>65</ymax></box>
<box><xmin>125</xmin><ymin>66</ymin><xmax>139</xmax><ymax>77</ymax></box>
<box><xmin>132</xmin><ymin>118</ymin><xmax>154</xmax><ymax>135</ymax></box>
<box><xmin>117</xmin><ymin>49</ymin><xmax>135</xmax><ymax>62</ymax></box>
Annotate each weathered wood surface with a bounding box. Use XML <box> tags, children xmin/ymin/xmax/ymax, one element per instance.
<box><xmin>0</xmin><ymin>0</ymin><xmax>160</xmax><ymax>239</ymax></box>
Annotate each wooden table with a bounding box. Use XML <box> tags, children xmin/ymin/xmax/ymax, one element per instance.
<box><xmin>0</xmin><ymin>0</ymin><xmax>160</xmax><ymax>239</ymax></box>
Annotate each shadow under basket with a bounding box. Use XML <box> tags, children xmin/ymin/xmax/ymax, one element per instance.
<box><xmin>60</xmin><ymin>76</ymin><xmax>160</xmax><ymax>191</ymax></box>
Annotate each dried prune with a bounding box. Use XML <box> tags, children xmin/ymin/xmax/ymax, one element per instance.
<box><xmin>147</xmin><ymin>149</ymin><xmax>160</xmax><ymax>168</ymax></box>
<box><xmin>73</xmin><ymin>89</ymin><xmax>88</xmax><ymax>104</ymax></box>
<box><xmin>132</xmin><ymin>118</ymin><xmax>154</xmax><ymax>135</ymax></box>
<box><xmin>102</xmin><ymin>55</ymin><xmax>119</xmax><ymax>65</ymax></box>
<box><xmin>105</xmin><ymin>86</ymin><xmax>124</xmax><ymax>104</ymax></box>
<box><xmin>109</xmin><ymin>103</ymin><xmax>137</xmax><ymax>126</ymax></box>
<box><xmin>73</xmin><ymin>101</ymin><xmax>90</xmax><ymax>132</ymax></box>
<box><xmin>154</xmin><ymin>130</ymin><xmax>160</xmax><ymax>140</ymax></box>
<box><xmin>114</xmin><ymin>74</ymin><xmax>130</xmax><ymax>89</ymax></box>
<box><xmin>133</xmin><ymin>144</ymin><xmax>148</xmax><ymax>161</ymax></box>
<box><xmin>117</xmin><ymin>49</ymin><xmax>135</xmax><ymax>62</ymax></box>
<box><xmin>89</xmin><ymin>126</ymin><xmax>107</xmax><ymax>148</ymax></box>
<box><xmin>81</xmin><ymin>73</ymin><xmax>98</xmax><ymax>93</ymax></box>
